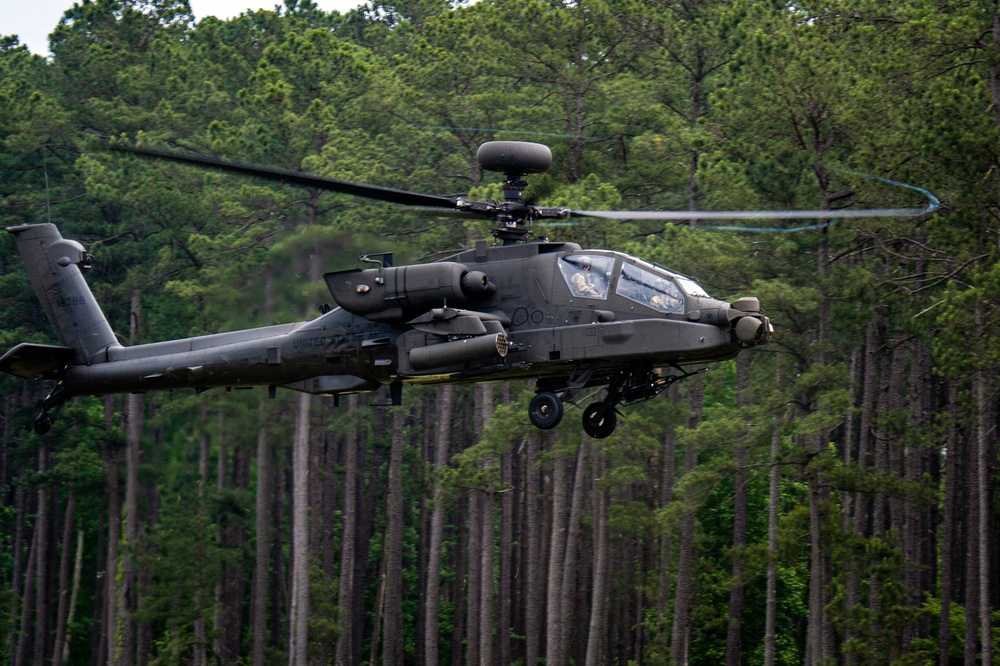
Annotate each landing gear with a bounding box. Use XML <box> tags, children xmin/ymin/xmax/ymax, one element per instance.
<box><xmin>33</xmin><ymin>382</ymin><xmax>68</xmax><ymax>435</ymax></box>
<box><xmin>33</xmin><ymin>412</ymin><xmax>53</xmax><ymax>435</ymax></box>
<box><xmin>528</xmin><ymin>391</ymin><xmax>564</xmax><ymax>429</ymax></box>
<box><xmin>582</xmin><ymin>403</ymin><xmax>617</xmax><ymax>439</ymax></box>
<box><xmin>527</xmin><ymin>364</ymin><xmax>708</xmax><ymax>437</ymax></box>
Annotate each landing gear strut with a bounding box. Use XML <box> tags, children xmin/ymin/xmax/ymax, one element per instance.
<box><xmin>33</xmin><ymin>383</ymin><xmax>68</xmax><ymax>434</ymax></box>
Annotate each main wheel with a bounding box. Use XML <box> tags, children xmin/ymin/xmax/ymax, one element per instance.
<box><xmin>582</xmin><ymin>403</ymin><xmax>617</xmax><ymax>439</ymax></box>
<box><xmin>528</xmin><ymin>391</ymin><xmax>564</xmax><ymax>429</ymax></box>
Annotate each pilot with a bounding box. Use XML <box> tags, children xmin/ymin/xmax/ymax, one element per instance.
<box><xmin>650</xmin><ymin>293</ymin><xmax>676</xmax><ymax>309</ymax></box>
<box><xmin>572</xmin><ymin>272</ymin><xmax>600</xmax><ymax>297</ymax></box>
<box><xmin>650</xmin><ymin>281</ymin><xmax>680</xmax><ymax>310</ymax></box>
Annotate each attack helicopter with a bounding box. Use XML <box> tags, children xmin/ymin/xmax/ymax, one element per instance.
<box><xmin>0</xmin><ymin>140</ymin><xmax>930</xmax><ymax>437</ymax></box>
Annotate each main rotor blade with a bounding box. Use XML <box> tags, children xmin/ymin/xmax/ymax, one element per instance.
<box><xmin>569</xmin><ymin>206</ymin><xmax>934</xmax><ymax>221</ymax></box>
<box><xmin>110</xmin><ymin>144</ymin><xmax>461</xmax><ymax>209</ymax></box>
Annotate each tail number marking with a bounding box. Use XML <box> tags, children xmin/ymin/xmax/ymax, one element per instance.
<box><xmin>56</xmin><ymin>296</ymin><xmax>86</xmax><ymax>308</ymax></box>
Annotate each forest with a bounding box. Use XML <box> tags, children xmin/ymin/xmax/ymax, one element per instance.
<box><xmin>1</xmin><ymin>0</ymin><xmax>998</xmax><ymax>664</ymax></box>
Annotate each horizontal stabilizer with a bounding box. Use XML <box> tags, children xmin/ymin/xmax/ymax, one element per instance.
<box><xmin>0</xmin><ymin>343</ymin><xmax>76</xmax><ymax>379</ymax></box>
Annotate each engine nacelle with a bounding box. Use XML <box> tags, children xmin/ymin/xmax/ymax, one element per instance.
<box><xmin>325</xmin><ymin>262</ymin><xmax>496</xmax><ymax>322</ymax></box>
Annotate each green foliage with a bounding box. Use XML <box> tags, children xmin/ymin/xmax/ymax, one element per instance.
<box><xmin>308</xmin><ymin>562</ymin><xmax>341</xmax><ymax>657</ymax></box>
<box><xmin>140</xmin><ymin>488</ymin><xmax>227</xmax><ymax>664</ymax></box>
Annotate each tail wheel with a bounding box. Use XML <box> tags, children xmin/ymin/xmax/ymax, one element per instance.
<box><xmin>528</xmin><ymin>391</ymin><xmax>564</xmax><ymax>429</ymax></box>
<box><xmin>33</xmin><ymin>413</ymin><xmax>52</xmax><ymax>435</ymax></box>
<box><xmin>582</xmin><ymin>403</ymin><xmax>617</xmax><ymax>439</ymax></box>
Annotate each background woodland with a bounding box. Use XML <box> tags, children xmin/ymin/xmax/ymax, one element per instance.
<box><xmin>2</xmin><ymin>0</ymin><xmax>999</xmax><ymax>664</ymax></box>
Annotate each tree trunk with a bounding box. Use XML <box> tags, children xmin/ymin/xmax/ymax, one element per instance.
<box><xmin>546</xmin><ymin>447</ymin><xmax>570</xmax><ymax>666</ymax></box>
<box><xmin>466</xmin><ymin>488</ymin><xmax>483</xmax><ymax>666</ymax></box>
<box><xmin>964</xmin><ymin>423</ymin><xmax>980</xmax><ymax>666</ymax></box>
<box><xmin>252</xmin><ymin>400</ymin><xmax>273</xmax><ymax>666</ymax></box>
<box><xmin>335</xmin><ymin>396</ymin><xmax>359</xmax><ymax>665</ymax></box>
<box><xmin>868</xmin><ymin>342</ymin><xmax>901</xmax><ymax>658</ymax></box>
<box><xmin>842</xmin><ymin>347</ymin><xmax>859</xmax><ymax>533</ymax></box>
<box><xmin>524</xmin><ymin>431</ymin><xmax>543</xmax><ymax>666</ymax></box>
<box><xmin>15</xmin><ymin>509</ymin><xmax>37</xmax><ymax>666</ymax></box>
<box><xmin>725</xmin><ymin>357</ymin><xmax>750</xmax><ymax>666</ymax></box>
<box><xmin>192</xmin><ymin>412</ymin><xmax>211</xmax><ymax>666</ymax></box>
<box><xmin>219</xmin><ymin>442</ymin><xmax>249</xmax><ymax>664</ymax></box>
<box><xmin>425</xmin><ymin>385</ymin><xmax>454</xmax><ymax>666</ymax></box>
<box><xmin>656</xmin><ymin>386</ymin><xmax>679</xmax><ymax>656</ymax></box>
<box><xmin>62</xmin><ymin>529</ymin><xmax>84</xmax><ymax>665</ymax></box>
<box><xmin>842</xmin><ymin>346</ymin><xmax>861</xmax><ymax>666</ymax></box>
<box><xmin>91</xmin><ymin>509</ymin><xmax>105</xmax><ymax>663</ymax></box>
<box><xmin>119</xmin><ymin>285</ymin><xmax>145</xmax><ymax>664</ymax></box>
<box><xmin>52</xmin><ymin>490</ymin><xmax>76</xmax><ymax>666</ymax></box>
<box><xmin>671</xmin><ymin>377</ymin><xmax>704</xmax><ymax>666</ymax></box>
<box><xmin>854</xmin><ymin>317</ymin><xmax>879</xmax><ymax>539</ymax></box>
<box><xmin>940</xmin><ymin>382</ymin><xmax>959</xmax><ymax>666</ymax></box>
<box><xmin>138</xmin><ymin>405</ymin><xmax>160</xmax><ymax>666</ymax></box>
<box><xmin>32</xmin><ymin>443</ymin><xmax>49</xmax><ymax>666</ymax></box>
<box><xmin>370</xmin><ymin>518</ymin><xmax>388</xmax><ymax>664</ymax></box>
<box><xmin>806</xmin><ymin>472</ymin><xmax>825</xmax><ymax>666</ymax></box>
<box><xmin>480</xmin><ymin>486</ymin><xmax>496</xmax><ymax>666</ymax></box>
<box><xmin>288</xmin><ymin>392</ymin><xmax>311</xmax><ymax>666</ymax></box>
<box><xmin>976</xmin><ymin>306</ymin><xmax>992</xmax><ymax>666</ymax></box>
<box><xmin>585</xmin><ymin>452</ymin><xmax>610</xmax><ymax>666</ymax></box>
<box><xmin>370</xmin><ymin>400</ymin><xmax>392</xmax><ymax>666</ymax></box>
<box><xmin>120</xmin><ymin>391</ymin><xmax>143</xmax><ymax>665</ymax></box>
<box><xmin>904</xmin><ymin>339</ymin><xmax>932</xmax><ymax>648</ymax></box>
<box><xmin>103</xmin><ymin>395</ymin><xmax>122</xmax><ymax>666</ymax></box>
<box><xmin>466</xmin><ymin>384</ymin><xmax>493</xmax><ymax>665</ymax></box>
<box><xmin>763</xmin><ymin>418</ymin><xmax>781</xmax><ymax>666</ymax></box>
<box><xmin>476</xmin><ymin>382</ymin><xmax>496</xmax><ymax>666</ymax></box>
<box><xmin>450</xmin><ymin>485</ymin><xmax>468</xmax><ymax>666</ymax></box>
<box><xmin>499</xmin><ymin>421</ymin><xmax>514</xmax><ymax>666</ymax></box>
<box><xmin>383</xmin><ymin>407</ymin><xmax>406</xmax><ymax>665</ymax></box>
<box><xmin>560</xmin><ymin>438</ymin><xmax>589</xmax><ymax>663</ymax></box>
<box><xmin>7</xmin><ymin>466</ymin><xmax>25</xmax><ymax>666</ymax></box>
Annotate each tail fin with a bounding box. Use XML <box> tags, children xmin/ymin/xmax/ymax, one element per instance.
<box><xmin>8</xmin><ymin>224</ymin><xmax>120</xmax><ymax>364</ymax></box>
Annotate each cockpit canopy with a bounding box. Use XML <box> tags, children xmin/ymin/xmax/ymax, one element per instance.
<box><xmin>557</xmin><ymin>253</ymin><xmax>703</xmax><ymax>315</ymax></box>
<box><xmin>558</xmin><ymin>254</ymin><xmax>614</xmax><ymax>300</ymax></box>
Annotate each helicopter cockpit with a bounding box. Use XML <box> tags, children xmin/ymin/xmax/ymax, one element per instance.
<box><xmin>558</xmin><ymin>254</ymin><xmax>614</xmax><ymax>299</ymax></box>
<box><xmin>615</xmin><ymin>261</ymin><xmax>685</xmax><ymax>314</ymax></box>
<box><xmin>557</xmin><ymin>253</ymin><xmax>694</xmax><ymax>315</ymax></box>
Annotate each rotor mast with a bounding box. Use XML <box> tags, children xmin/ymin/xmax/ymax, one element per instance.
<box><xmin>476</xmin><ymin>141</ymin><xmax>555</xmax><ymax>245</ymax></box>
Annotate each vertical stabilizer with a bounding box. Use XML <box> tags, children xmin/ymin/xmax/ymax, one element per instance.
<box><xmin>9</xmin><ymin>224</ymin><xmax>120</xmax><ymax>364</ymax></box>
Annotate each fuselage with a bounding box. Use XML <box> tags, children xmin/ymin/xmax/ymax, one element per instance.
<box><xmin>57</xmin><ymin>239</ymin><xmax>759</xmax><ymax>398</ymax></box>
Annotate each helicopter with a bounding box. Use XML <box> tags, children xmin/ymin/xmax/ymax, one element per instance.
<box><xmin>1</xmin><ymin>139</ymin><xmax>928</xmax><ymax>437</ymax></box>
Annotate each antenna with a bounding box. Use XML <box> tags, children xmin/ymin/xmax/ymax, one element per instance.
<box><xmin>43</xmin><ymin>153</ymin><xmax>52</xmax><ymax>224</ymax></box>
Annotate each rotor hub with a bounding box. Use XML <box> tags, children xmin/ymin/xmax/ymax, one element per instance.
<box><xmin>474</xmin><ymin>142</ymin><xmax>555</xmax><ymax>244</ymax></box>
